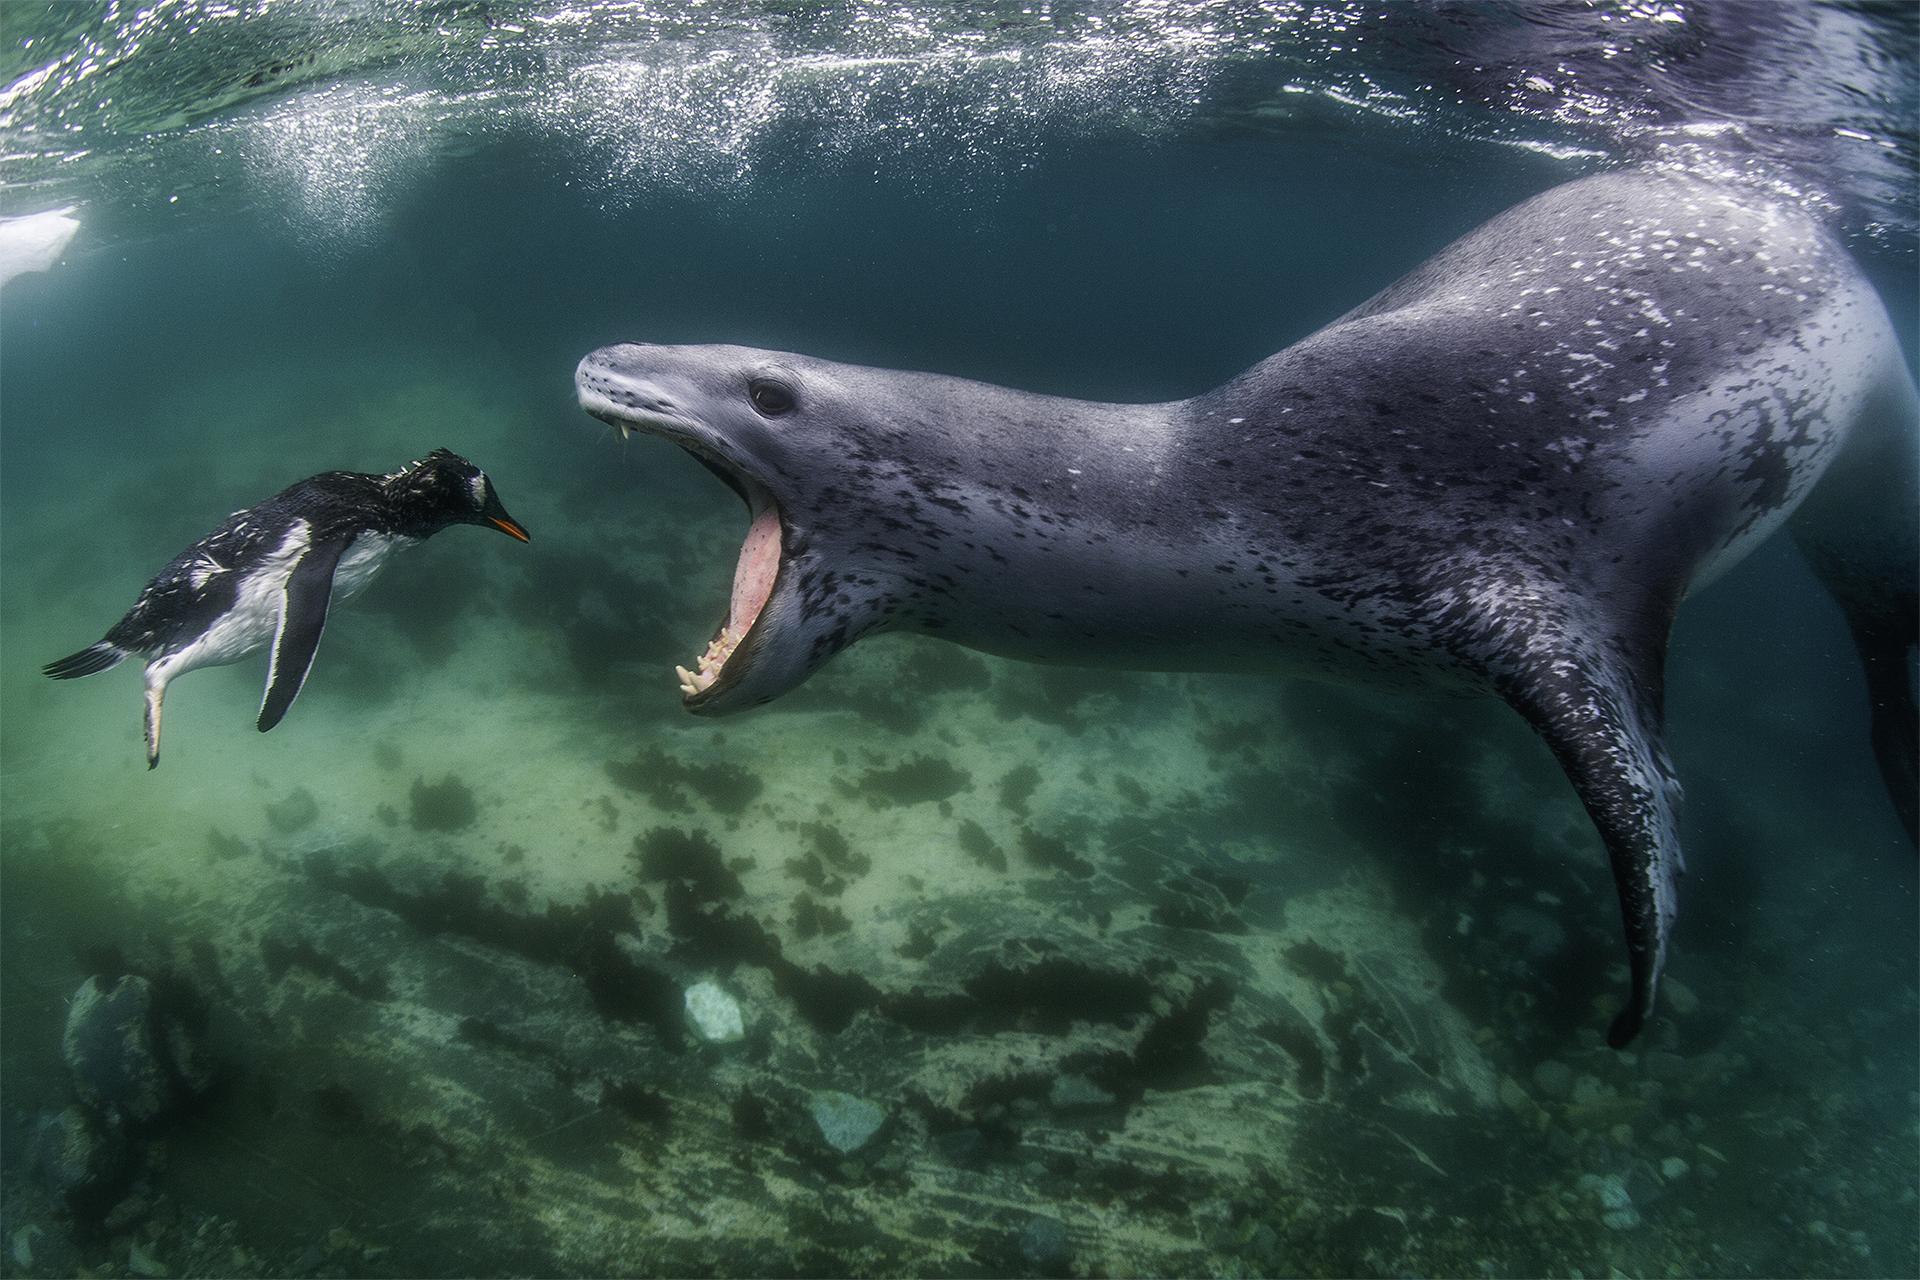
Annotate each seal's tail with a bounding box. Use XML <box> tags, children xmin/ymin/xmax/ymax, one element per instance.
<box><xmin>1792</xmin><ymin>365</ymin><xmax>1919</xmax><ymax>845</ymax></box>
<box><xmin>43</xmin><ymin>640</ymin><xmax>128</xmax><ymax>680</ymax></box>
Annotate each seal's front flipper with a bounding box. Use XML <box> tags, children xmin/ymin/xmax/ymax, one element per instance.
<box><xmin>1495</xmin><ymin>621</ymin><xmax>1683</xmax><ymax>1048</ymax></box>
<box><xmin>259</xmin><ymin>535</ymin><xmax>349</xmax><ymax>733</ymax></box>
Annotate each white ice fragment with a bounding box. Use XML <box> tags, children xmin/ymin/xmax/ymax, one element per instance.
<box><xmin>0</xmin><ymin>205</ymin><xmax>80</xmax><ymax>288</ymax></box>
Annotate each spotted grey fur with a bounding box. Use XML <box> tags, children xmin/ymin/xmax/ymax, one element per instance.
<box><xmin>577</xmin><ymin>168</ymin><xmax>1918</xmax><ymax>1047</ymax></box>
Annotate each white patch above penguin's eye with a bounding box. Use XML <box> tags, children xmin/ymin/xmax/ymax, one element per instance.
<box><xmin>468</xmin><ymin>473</ymin><xmax>489</xmax><ymax>506</ymax></box>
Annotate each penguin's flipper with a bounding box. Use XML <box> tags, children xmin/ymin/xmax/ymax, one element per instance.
<box><xmin>1477</xmin><ymin>589</ymin><xmax>1682</xmax><ymax>1048</ymax></box>
<box><xmin>258</xmin><ymin>534</ymin><xmax>350</xmax><ymax>733</ymax></box>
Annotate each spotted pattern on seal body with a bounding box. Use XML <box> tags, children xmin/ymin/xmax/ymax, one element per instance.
<box><xmin>576</xmin><ymin>168</ymin><xmax>1918</xmax><ymax>1045</ymax></box>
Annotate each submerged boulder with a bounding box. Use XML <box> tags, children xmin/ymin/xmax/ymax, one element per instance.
<box><xmin>63</xmin><ymin>976</ymin><xmax>170</xmax><ymax>1125</ymax></box>
<box><xmin>60</xmin><ymin>974</ymin><xmax>215</xmax><ymax>1128</ymax></box>
<box><xmin>683</xmin><ymin>980</ymin><xmax>747</xmax><ymax>1044</ymax></box>
<box><xmin>1018</xmin><ymin>1214</ymin><xmax>1072</xmax><ymax>1277</ymax></box>
<box><xmin>1576</xmin><ymin>1172</ymin><xmax>1640</xmax><ymax>1231</ymax></box>
<box><xmin>810</xmin><ymin>1091</ymin><xmax>886</xmax><ymax>1154</ymax></box>
<box><xmin>265</xmin><ymin>787</ymin><xmax>321</xmax><ymax>834</ymax></box>
<box><xmin>29</xmin><ymin>1104</ymin><xmax>131</xmax><ymax>1211</ymax></box>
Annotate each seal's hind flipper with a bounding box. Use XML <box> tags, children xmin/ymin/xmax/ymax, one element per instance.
<box><xmin>258</xmin><ymin>535</ymin><xmax>349</xmax><ymax>733</ymax></box>
<box><xmin>1493</xmin><ymin>615</ymin><xmax>1683</xmax><ymax>1048</ymax></box>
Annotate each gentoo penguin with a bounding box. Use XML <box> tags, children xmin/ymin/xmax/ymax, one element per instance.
<box><xmin>44</xmin><ymin>448</ymin><xmax>530</xmax><ymax>768</ymax></box>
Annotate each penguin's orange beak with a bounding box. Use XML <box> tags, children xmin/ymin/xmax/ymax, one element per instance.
<box><xmin>488</xmin><ymin>515</ymin><xmax>531</xmax><ymax>542</ymax></box>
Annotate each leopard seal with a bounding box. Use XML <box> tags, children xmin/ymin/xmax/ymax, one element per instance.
<box><xmin>575</xmin><ymin>168</ymin><xmax>1918</xmax><ymax>1046</ymax></box>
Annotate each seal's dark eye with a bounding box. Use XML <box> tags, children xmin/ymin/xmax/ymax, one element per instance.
<box><xmin>748</xmin><ymin>378</ymin><xmax>795</xmax><ymax>417</ymax></box>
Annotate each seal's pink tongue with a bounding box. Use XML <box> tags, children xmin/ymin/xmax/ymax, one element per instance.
<box><xmin>729</xmin><ymin>505</ymin><xmax>780</xmax><ymax>636</ymax></box>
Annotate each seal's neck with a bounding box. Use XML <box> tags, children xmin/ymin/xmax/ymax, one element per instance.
<box><xmin>857</xmin><ymin>385</ymin><xmax>1307</xmax><ymax>671</ymax></box>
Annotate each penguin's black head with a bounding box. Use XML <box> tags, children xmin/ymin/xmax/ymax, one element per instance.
<box><xmin>387</xmin><ymin>448</ymin><xmax>531</xmax><ymax>542</ymax></box>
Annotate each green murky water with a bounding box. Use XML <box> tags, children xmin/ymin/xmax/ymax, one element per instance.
<box><xmin>2</xmin><ymin>3</ymin><xmax>1915</xmax><ymax>1276</ymax></box>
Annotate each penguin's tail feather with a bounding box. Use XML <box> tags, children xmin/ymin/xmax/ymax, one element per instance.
<box><xmin>43</xmin><ymin>641</ymin><xmax>129</xmax><ymax>680</ymax></box>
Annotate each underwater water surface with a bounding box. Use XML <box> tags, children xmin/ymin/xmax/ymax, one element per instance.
<box><xmin>0</xmin><ymin>2</ymin><xmax>1915</xmax><ymax>1277</ymax></box>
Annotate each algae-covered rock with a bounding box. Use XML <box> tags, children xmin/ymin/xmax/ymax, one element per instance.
<box><xmin>1047</xmin><ymin>1073</ymin><xmax>1115</xmax><ymax>1110</ymax></box>
<box><xmin>1018</xmin><ymin>1214</ymin><xmax>1072</xmax><ymax>1277</ymax></box>
<box><xmin>810</xmin><ymin>1091</ymin><xmax>887</xmax><ymax>1153</ymax></box>
<box><xmin>126</xmin><ymin>1238</ymin><xmax>171</xmax><ymax>1278</ymax></box>
<box><xmin>29</xmin><ymin>1105</ymin><xmax>129</xmax><ymax>1209</ymax></box>
<box><xmin>63</xmin><ymin>976</ymin><xmax>169</xmax><ymax>1124</ymax></box>
<box><xmin>1532</xmin><ymin>1058</ymin><xmax>1574</xmax><ymax>1099</ymax></box>
<box><xmin>1576</xmin><ymin>1172</ymin><xmax>1640</xmax><ymax>1230</ymax></box>
<box><xmin>265</xmin><ymin>787</ymin><xmax>320</xmax><ymax>834</ymax></box>
<box><xmin>410</xmin><ymin>775</ymin><xmax>478</xmax><ymax>831</ymax></box>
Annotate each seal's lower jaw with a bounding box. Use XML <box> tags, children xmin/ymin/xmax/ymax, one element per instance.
<box><xmin>674</xmin><ymin>485</ymin><xmax>785</xmax><ymax>713</ymax></box>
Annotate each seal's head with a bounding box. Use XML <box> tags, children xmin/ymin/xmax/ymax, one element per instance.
<box><xmin>576</xmin><ymin>342</ymin><xmax>931</xmax><ymax>715</ymax></box>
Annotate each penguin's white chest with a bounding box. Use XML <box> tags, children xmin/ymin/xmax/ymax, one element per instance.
<box><xmin>331</xmin><ymin>531</ymin><xmax>415</xmax><ymax>603</ymax></box>
<box><xmin>162</xmin><ymin>526</ymin><xmax>411</xmax><ymax>676</ymax></box>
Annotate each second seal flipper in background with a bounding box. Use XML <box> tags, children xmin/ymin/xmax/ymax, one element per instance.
<box><xmin>1786</xmin><ymin>370</ymin><xmax>1920</xmax><ymax>846</ymax></box>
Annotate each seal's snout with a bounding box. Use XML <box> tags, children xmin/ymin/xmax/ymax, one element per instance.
<box><xmin>575</xmin><ymin>346</ymin><xmax>683</xmax><ymax>439</ymax></box>
<box><xmin>575</xmin><ymin>345</ymin><xmax>631</xmax><ymax>405</ymax></box>
<box><xmin>576</xmin><ymin>342</ymin><xmax>659</xmax><ymax>386</ymax></box>
<box><xmin>574</xmin><ymin>350</ymin><xmax>606</xmax><ymax>392</ymax></box>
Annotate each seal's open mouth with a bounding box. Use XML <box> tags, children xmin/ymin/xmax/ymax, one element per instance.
<box><xmin>578</xmin><ymin>391</ymin><xmax>786</xmax><ymax>710</ymax></box>
<box><xmin>679</xmin><ymin>475</ymin><xmax>781</xmax><ymax>701</ymax></box>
